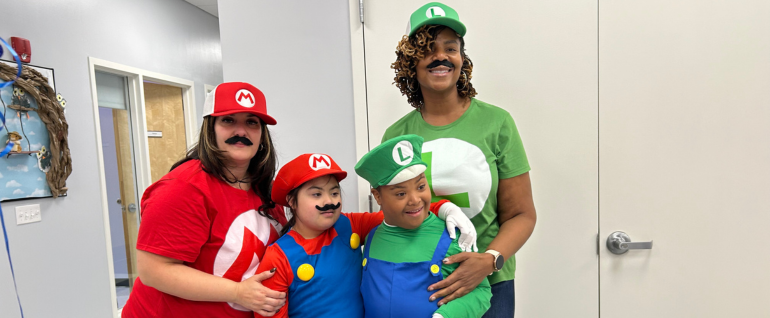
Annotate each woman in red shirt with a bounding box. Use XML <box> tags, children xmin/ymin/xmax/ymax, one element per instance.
<box><xmin>122</xmin><ymin>82</ymin><xmax>287</xmax><ymax>318</ymax></box>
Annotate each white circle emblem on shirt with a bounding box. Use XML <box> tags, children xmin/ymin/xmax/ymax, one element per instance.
<box><xmin>213</xmin><ymin>209</ymin><xmax>273</xmax><ymax>311</ymax></box>
<box><xmin>392</xmin><ymin>141</ymin><xmax>414</xmax><ymax>166</ymax></box>
<box><xmin>423</xmin><ymin>138</ymin><xmax>492</xmax><ymax>219</ymax></box>
<box><xmin>235</xmin><ymin>89</ymin><xmax>255</xmax><ymax>108</ymax></box>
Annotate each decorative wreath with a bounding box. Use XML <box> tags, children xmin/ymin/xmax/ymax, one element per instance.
<box><xmin>0</xmin><ymin>63</ymin><xmax>71</xmax><ymax>197</ymax></box>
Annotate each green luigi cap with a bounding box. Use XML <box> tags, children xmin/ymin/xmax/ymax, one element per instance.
<box><xmin>355</xmin><ymin>134</ymin><xmax>428</xmax><ymax>189</ymax></box>
<box><xmin>406</xmin><ymin>2</ymin><xmax>466</xmax><ymax>37</ymax></box>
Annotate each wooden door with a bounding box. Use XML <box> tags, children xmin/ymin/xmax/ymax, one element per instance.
<box><xmin>357</xmin><ymin>0</ymin><xmax>599</xmax><ymax>316</ymax></box>
<box><xmin>112</xmin><ymin>109</ymin><xmax>140</xmax><ymax>289</ymax></box>
<box><xmin>599</xmin><ymin>1</ymin><xmax>770</xmax><ymax>316</ymax></box>
<box><xmin>144</xmin><ymin>82</ymin><xmax>187</xmax><ymax>183</ymax></box>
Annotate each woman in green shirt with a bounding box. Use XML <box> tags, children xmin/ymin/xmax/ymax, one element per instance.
<box><xmin>382</xmin><ymin>3</ymin><xmax>537</xmax><ymax>317</ymax></box>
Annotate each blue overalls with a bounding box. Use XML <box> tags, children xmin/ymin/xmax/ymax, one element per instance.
<box><xmin>275</xmin><ymin>214</ymin><xmax>364</xmax><ymax>318</ymax></box>
<box><xmin>360</xmin><ymin>225</ymin><xmax>453</xmax><ymax>318</ymax></box>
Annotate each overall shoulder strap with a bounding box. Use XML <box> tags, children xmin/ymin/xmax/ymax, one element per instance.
<box><xmin>274</xmin><ymin>233</ymin><xmax>305</xmax><ymax>294</ymax></box>
<box><xmin>334</xmin><ymin>213</ymin><xmax>353</xmax><ymax>238</ymax></box>
<box><xmin>429</xmin><ymin>229</ymin><xmax>453</xmax><ymax>277</ymax></box>
<box><xmin>362</xmin><ymin>225</ymin><xmax>379</xmax><ymax>270</ymax></box>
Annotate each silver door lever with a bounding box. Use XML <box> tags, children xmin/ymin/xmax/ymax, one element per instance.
<box><xmin>606</xmin><ymin>231</ymin><xmax>653</xmax><ymax>255</ymax></box>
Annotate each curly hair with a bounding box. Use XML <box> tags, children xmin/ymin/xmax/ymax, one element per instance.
<box><xmin>392</xmin><ymin>25</ymin><xmax>477</xmax><ymax>109</ymax></box>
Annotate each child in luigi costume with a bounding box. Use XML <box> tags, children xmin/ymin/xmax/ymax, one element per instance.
<box><xmin>253</xmin><ymin>153</ymin><xmax>476</xmax><ymax>318</ymax></box>
<box><xmin>356</xmin><ymin>135</ymin><xmax>492</xmax><ymax>318</ymax></box>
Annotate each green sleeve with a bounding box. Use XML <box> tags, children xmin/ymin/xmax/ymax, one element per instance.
<box><xmin>435</xmin><ymin>238</ymin><xmax>492</xmax><ymax>318</ymax></box>
<box><xmin>496</xmin><ymin>112</ymin><xmax>530</xmax><ymax>179</ymax></box>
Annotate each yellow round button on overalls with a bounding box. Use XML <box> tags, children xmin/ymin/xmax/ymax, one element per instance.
<box><xmin>430</xmin><ymin>264</ymin><xmax>440</xmax><ymax>274</ymax></box>
<box><xmin>350</xmin><ymin>233</ymin><xmax>361</xmax><ymax>249</ymax></box>
<box><xmin>297</xmin><ymin>264</ymin><xmax>315</xmax><ymax>281</ymax></box>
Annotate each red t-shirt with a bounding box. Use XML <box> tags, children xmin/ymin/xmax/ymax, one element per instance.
<box><xmin>255</xmin><ymin>201</ymin><xmax>449</xmax><ymax>318</ymax></box>
<box><xmin>122</xmin><ymin>160</ymin><xmax>286</xmax><ymax>318</ymax></box>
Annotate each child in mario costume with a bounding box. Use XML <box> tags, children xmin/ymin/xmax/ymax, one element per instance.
<box><xmin>254</xmin><ymin>153</ymin><xmax>476</xmax><ymax>318</ymax></box>
<box><xmin>356</xmin><ymin>135</ymin><xmax>492</xmax><ymax>318</ymax></box>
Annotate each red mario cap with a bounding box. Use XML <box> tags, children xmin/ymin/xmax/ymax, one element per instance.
<box><xmin>202</xmin><ymin>82</ymin><xmax>277</xmax><ymax>125</ymax></box>
<box><xmin>272</xmin><ymin>154</ymin><xmax>348</xmax><ymax>207</ymax></box>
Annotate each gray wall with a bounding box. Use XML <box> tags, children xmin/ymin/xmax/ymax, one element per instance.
<box><xmin>0</xmin><ymin>0</ymin><xmax>223</xmax><ymax>317</ymax></box>
<box><xmin>219</xmin><ymin>0</ymin><xmax>360</xmax><ymax>212</ymax></box>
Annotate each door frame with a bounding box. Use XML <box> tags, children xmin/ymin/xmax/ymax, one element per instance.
<box><xmin>204</xmin><ymin>83</ymin><xmax>216</xmax><ymax>95</ymax></box>
<box><xmin>87</xmin><ymin>57</ymin><xmax>197</xmax><ymax>317</ymax></box>
<box><xmin>348</xmin><ymin>0</ymin><xmax>373</xmax><ymax>212</ymax></box>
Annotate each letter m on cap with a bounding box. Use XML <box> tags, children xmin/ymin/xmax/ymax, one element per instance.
<box><xmin>237</xmin><ymin>92</ymin><xmax>254</xmax><ymax>104</ymax></box>
<box><xmin>312</xmin><ymin>156</ymin><xmax>329</xmax><ymax>169</ymax></box>
<box><xmin>309</xmin><ymin>154</ymin><xmax>331</xmax><ymax>170</ymax></box>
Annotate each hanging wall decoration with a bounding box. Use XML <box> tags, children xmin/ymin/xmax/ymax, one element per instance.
<box><xmin>0</xmin><ymin>60</ymin><xmax>71</xmax><ymax>201</ymax></box>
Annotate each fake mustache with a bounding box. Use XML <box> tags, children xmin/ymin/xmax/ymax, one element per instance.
<box><xmin>427</xmin><ymin>59</ymin><xmax>455</xmax><ymax>69</ymax></box>
<box><xmin>316</xmin><ymin>202</ymin><xmax>341</xmax><ymax>211</ymax></box>
<box><xmin>225</xmin><ymin>136</ymin><xmax>253</xmax><ymax>146</ymax></box>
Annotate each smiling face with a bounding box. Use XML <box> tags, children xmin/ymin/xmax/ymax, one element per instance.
<box><xmin>415</xmin><ymin>28</ymin><xmax>464</xmax><ymax>95</ymax></box>
<box><xmin>290</xmin><ymin>175</ymin><xmax>342</xmax><ymax>238</ymax></box>
<box><xmin>214</xmin><ymin>112</ymin><xmax>263</xmax><ymax>168</ymax></box>
<box><xmin>371</xmin><ymin>173</ymin><xmax>432</xmax><ymax>230</ymax></box>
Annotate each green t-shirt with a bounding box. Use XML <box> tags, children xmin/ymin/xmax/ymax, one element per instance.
<box><xmin>382</xmin><ymin>98</ymin><xmax>530</xmax><ymax>284</ymax></box>
<box><xmin>368</xmin><ymin>213</ymin><xmax>491</xmax><ymax>318</ymax></box>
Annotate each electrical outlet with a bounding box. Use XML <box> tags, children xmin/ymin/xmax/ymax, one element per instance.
<box><xmin>15</xmin><ymin>204</ymin><xmax>41</xmax><ymax>225</ymax></box>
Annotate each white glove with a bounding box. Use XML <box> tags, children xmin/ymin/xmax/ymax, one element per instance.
<box><xmin>432</xmin><ymin>314</ymin><xmax>444</xmax><ymax>318</ymax></box>
<box><xmin>438</xmin><ymin>202</ymin><xmax>478</xmax><ymax>252</ymax></box>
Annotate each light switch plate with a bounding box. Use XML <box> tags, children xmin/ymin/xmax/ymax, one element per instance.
<box><xmin>15</xmin><ymin>204</ymin><xmax>41</xmax><ymax>225</ymax></box>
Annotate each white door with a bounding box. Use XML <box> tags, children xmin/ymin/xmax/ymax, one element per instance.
<box><xmin>599</xmin><ymin>1</ymin><xmax>770</xmax><ymax>317</ymax></box>
<box><xmin>352</xmin><ymin>0</ymin><xmax>599</xmax><ymax>316</ymax></box>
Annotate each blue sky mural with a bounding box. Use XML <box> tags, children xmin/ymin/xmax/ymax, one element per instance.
<box><xmin>0</xmin><ymin>74</ymin><xmax>54</xmax><ymax>201</ymax></box>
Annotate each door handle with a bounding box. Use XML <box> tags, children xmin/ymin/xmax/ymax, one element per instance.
<box><xmin>606</xmin><ymin>231</ymin><xmax>653</xmax><ymax>255</ymax></box>
<box><xmin>127</xmin><ymin>203</ymin><xmax>137</xmax><ymax>213</ymax></box>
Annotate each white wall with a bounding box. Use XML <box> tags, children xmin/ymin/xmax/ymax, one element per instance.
<box><xmin>219</xmin><ymin>0</ymin><xmax>360</xmax><ymax>212</ymax></box>
<box><xmin>0</xmin><ymin>1</ymin><xmax>222</xmax><ymax>317</ymax></box>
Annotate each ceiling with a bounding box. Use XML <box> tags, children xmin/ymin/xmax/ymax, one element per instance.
<box><xmin>184</xmin><ymin>0</ymin><xmax>218</xmax><ymax>17</ymax></box>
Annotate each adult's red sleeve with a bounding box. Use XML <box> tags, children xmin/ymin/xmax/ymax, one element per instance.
<box><xmin>136</xmin><ymin>180</ymin><xmax>210</xmax><ymax>263</ymax></box>
<box><xmin>254</xmin><ymin>244</ymin><xmax>292</xmax><ymax>318</ymax></box>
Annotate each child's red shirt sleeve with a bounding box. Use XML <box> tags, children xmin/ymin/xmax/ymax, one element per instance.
<box><xmin>253</xmin><ymin>245</ymin><xmax>292</xmax><ymax>318</ymax></box>
<box><xmin>345</xmin><ymin>199</ymin><xmax>450</xmax><ymax>238</ymax></box>
<box><xmin>344</xmin><ymin>212</ymin><xmax>384</xmax><ymax>239</ymax></box>
<box><xmin>430</xmin><ymin>199</ymin><xmax>450</xmax><ymax>214</ymax></box>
